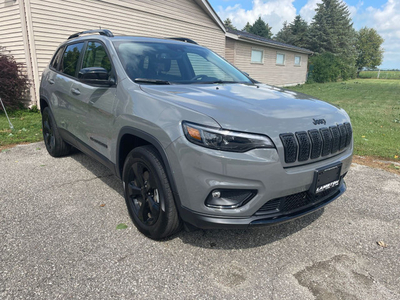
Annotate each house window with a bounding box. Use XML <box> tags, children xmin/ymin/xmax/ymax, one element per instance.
<box><xmin>251</xmin><ymin>49</ymin><xmax>263</xmax><ymax>63</ymax></box>
<box><xmin>295</xmin><ymin>55</ymin><xmax>301</xmax><ymax>66</ymax></box>
<box><xmin>276</xmin><ymin>53</ymin><xmax>285</xmax><ymax>65</ymax></box>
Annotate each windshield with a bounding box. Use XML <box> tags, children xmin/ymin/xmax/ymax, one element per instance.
<box><xmin>113</xmin><ymin>41</ymin><xmax>252</xmax><ymax>84</ymax></box>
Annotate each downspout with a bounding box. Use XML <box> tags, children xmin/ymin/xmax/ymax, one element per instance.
<box><xmin>19</xmin><ymin>0</ymin><xmax>39</xmax><ymax>107</ymax></box>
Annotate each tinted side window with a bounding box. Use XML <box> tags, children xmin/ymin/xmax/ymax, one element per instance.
<box><xmin>50</xmin><ymin>46</ymin><xmax>64</xmax><ymax>70</ymax></box>
<box><xmin>82</xmin><ymin>42</ymin><xmax>111</xmax><ymax>72</ymax></box>
<box><xmin>62</xmin><ymin>43</ymin><xmax>84</xmax><ymax>77</ymax></box>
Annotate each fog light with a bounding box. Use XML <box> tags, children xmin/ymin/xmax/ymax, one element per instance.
<box><xmin>205</xmin><ymin>189</ymin><xmax>257</xmax><ymax>209</ymax></box>
<box><xmin>212</xmin><ymin>190</ymin><xmax>221</xmax><ymax>198</ymax></box>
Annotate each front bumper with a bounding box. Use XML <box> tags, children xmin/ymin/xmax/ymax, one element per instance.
<box><xmin>180</xmin><ymin>180</ymin><xmax>346</xmax><ymax>229</ymax></box>
<box><xmin>165</xmin><ymin>136</ymin><xmax>353</xmax><ymax>226</ymax></box>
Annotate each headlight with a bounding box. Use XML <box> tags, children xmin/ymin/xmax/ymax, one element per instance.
<box><xmin>182</xmin><ymin>121</ymin><xmax>274</xmax><ymax>152</ymax></box>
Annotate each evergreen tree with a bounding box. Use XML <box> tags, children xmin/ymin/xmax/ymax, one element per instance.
<box><xmin>224</xmin><ymin>18</ymin><xmax>237</xmax><ymax>30</ymax></box>
<box><xmin>242</xmin><ymin>22</ymin><xmax>252</xmax><ymax>32</ymax></box>
<box><xmin>289</xmin><ymin>15</ymin><xmax>309</xmax><ymax>49</ymax></box>
<box><xmin>308</xmin><ymin>0</ymin><xmax>356</xmax><ymax>58</ymax></box>
<box><xmin>356</xmin><ymin>27</ymin><xmax>384</xmax><ymax>73</ymax></box>
<box><xmin>275</xmin><ymin>16</ymin><xmax>308</xmax><ymax>48</ymax></box>
<box><xmin>249</xmin><ymin>17</ymin><xmax>273</xmax><ymax>39</ymax></box>
<box><xmin>275</xmin><ymin>21</ymin><xmax>293</xmax><ymax>44</ymax></box>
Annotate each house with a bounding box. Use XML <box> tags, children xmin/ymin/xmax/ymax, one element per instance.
<box><xmin>225</xmin><ymin>28</ymin><xmax>313</xmax><ymax>86</ymax></box>
<box><xmin>0</xmin><ymin>0</ymin><xmax>226</xmax><ymax>106</ymax></box>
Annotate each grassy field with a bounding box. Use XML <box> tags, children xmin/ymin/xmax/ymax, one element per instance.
<box><xmin>0</xmin><ymin>109</ymin><xmax>43</xmax><ymax>150</ymax></box>
<box><xmin>359</xmin><ymin>70</ymin><xmax>400</xmax><ymax>80</ymax></box>
<box><xmin>288</xmin><ymin>79</ymin><xmax>400</xmax><ymax>161</ymax></box>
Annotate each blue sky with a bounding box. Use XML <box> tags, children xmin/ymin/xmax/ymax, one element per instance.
<box><xmin>208</xmin><ymin>0</ymin><xmax>400</xmax><ymax>69</ymax></box>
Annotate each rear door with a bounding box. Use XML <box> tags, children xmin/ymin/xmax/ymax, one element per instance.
<box><xmin>50</xmin><ymin>42</ymin><xmax>85</xmax><ymax>137</ymax></box>
<box><xmin>71</xmin><ymin>40</ymin><xmax>117</xmax><ymax>159</ymax></box>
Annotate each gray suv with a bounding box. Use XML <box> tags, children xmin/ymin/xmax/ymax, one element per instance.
<box><xmin>40</xmin><ymin>29</ymin><xmax>353</xmax><ymax>239</ymax></box>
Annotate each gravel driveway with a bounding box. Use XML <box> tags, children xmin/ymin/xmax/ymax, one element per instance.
<box><xmin>1</xmin><ymin>142</ymin><xmax>399</xmax><ymax>299</ymax></box>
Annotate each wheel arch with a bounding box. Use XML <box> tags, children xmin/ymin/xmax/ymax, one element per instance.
<box><xmin>39</xmin><ymin>96</ymin><xmax>50</xmax><ymax>113</ymax></box>
<box><xmin>116</xmin><ymin>127</ymin><xmax>183</xmax><ymax>208</ymax></box>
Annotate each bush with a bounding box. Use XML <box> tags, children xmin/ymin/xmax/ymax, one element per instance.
<box><xmin>0</xmin><ymin>46</ymin><xmax>30</xmax><ymax>110</ymax></box>
<box><xmin>308</xmin><ymin>52</ymin><xmax>356</xmax><ymax>83</ymax></box>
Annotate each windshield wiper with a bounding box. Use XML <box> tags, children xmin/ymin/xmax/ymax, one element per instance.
<box><xmin>134</xmin><ymin>78</ymin><xmax>171</xmax><ymax>85</ymax></box>
<box><xmin>194</xmin><ymin>80</ymin><xmax>240</xmax><ymax>84</ymax></box>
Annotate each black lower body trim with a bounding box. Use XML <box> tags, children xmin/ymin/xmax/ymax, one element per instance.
<box><xmin>58</xmin><ymin>128</ymin><xmax>118</xmax><ymax>176</ymax></box>
<box><xmin>179</xmin><ymin>181</ymin><xmax>346</xmax><ymax>230</ymax></box>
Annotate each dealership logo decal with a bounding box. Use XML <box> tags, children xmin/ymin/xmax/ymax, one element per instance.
<box><xmin>313</xmin><ymin>118</ymin><xmax>326</xmax><ymax>125</ymax></box>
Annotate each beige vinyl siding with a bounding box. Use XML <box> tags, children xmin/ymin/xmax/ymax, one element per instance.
<box><xmin>0</xmin><ymin>1</ymin><xmax>34</xmax><ymax>104</ymax></box>
<box><xmin>225</xmin><ymin>38</ymin><xmax>235</xmax><ymax>64</ymax></box>
<box><xmin>226</xmin><ymin>38</ymin><xmax>309</xmax><ymax>86</ymax></box>
<box><xmin>29</xmin><ymin>0</ymin><xmax>225</xmax><ymax>88</ymax></box>
<box><xmin>0</xmin><ymin>2</ymin><xmax>26</xmax><ymax>71</ymax></box>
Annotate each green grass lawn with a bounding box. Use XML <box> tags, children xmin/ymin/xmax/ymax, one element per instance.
<box><xmin>288</xmin><ymin>79</ymin><xmax>400</xmax><ymax>160</ymax></box>
<box><xmin>0</xmin><ymin>109</ymin><xmax>43</xmax><ymax>150</ymax></box>
<box><xmin>359</xmin><ymin>70</ymin><xmax>400</xmax><ymax>80</ymax></box>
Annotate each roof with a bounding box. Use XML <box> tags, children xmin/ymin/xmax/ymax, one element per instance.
<box><xmin>226</xmin><ymin>28</ymin><xmax>313</xmax><ymax>55</ymax></box>
<box><xmin>194</xmin><ymin>0</ymin><xmax>226</xmax><ymax>33</ymax></box>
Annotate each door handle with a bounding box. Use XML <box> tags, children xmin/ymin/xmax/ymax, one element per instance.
<box><xmin>48</xmin><ymin>79</ymin><xmax>55</xmax><ymax>84</ymax></box>
<box><xmin>71</xmin><ymin>88</ymin><xmax>81</xmax><ymax>95</ymax></box>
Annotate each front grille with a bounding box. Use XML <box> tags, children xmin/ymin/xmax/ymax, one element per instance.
<box><xmin>280</xmin><ymin>134</ymin><xmax>297</xmax><ymax>163</ymax></box>
<box><xmin>320</xmin><ymin>128</ymin><xmax>333</xmax><ymax>156</ymax></box>
<box><xmin>330</xmin><ymin>126</ymin><xmax>340</xmax><ymax>154</ymax></box>
<box><xmin>296</xmin><ymin>132</ymin><xmax>311</xmax><ymax>162</ymax></box>
<box><xmin>308</xmin><ymin>129</ymin><xmax>322</xmax><ymax>159</ymax></box>
<box><xmin>281</xmin><ymin>123</ymin><xmax>352</xmax><ymax>164</ymax></box>
<box><xmin>344</xmin><ymin>123</ymin><xmax>352</xmax><ymax>147</ymax></box>
<box><xmin>338</xmin><ymin>124</ymin><xmax>347</xmax><ymax>150</ymax></box>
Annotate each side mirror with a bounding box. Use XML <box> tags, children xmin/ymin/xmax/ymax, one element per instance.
<box><xmin>78</xmin><ymin>67</ymin><xmax>115</xmax><ymax>86</ymax></box>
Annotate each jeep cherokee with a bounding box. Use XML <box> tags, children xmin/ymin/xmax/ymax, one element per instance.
<box><xmin>39</xmin><ymin>29</ymin><xmax>353</xmax><ymax>239</ymax></box>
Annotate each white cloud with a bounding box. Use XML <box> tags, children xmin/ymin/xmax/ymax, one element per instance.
<box><xmin>299</xmin><ymin>0</ymin><xmax>320</xmax><ymax>23</ymax></box>
<box><xmin>299</xmin><ymin>0</ymin><xmax>360</xmax><ymax>23</ymax></box>
<box><xmin>363</xmin><ymin>0</ymin><xmax>400</xmax><ymax>69</ymax></box>
<box><xmin>216</xmin><ymin>0</ymin><xmax>297</xmax><ymax>34</ymax></box>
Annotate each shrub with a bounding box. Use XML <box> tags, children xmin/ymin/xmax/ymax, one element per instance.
<box><xmin>308</xmin><ymin>52</ymin><xmax>356</xmax><ymax>83</ymax></box>
<box><xmin>0</xmin><ymin>46</ymin><xmax>30</xmax><ymax>110</ymax></box>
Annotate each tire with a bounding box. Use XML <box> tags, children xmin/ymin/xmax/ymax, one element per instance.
<box><xmin>42</xmin><ymin>107</ymin><xmax>72</xmax><ymax>157</ymax></box>
<box><xmin>122</xmin><ymin>145</ymin><xmax>182</xmax><ymax>239</ymax></box>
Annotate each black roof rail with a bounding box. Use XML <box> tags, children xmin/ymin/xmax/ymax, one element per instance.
<box><xmin>167</xmin><ymin>37</ymin><xmax>198</xmax><ymax>45</ymax></box>
<box><xmin>68</xmin><ymin>29</ymin><xmax>114</xmax><ymax>40</ymax></box>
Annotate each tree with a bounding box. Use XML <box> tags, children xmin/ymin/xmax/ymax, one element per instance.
<box><xmin>289</xmin><ymin>15</ymin><xmax>309</xmax><ymax>49</ymax></box>
<box><xmin>307</xmin><ymin>0</ymin><xmax>357</xmax><ymax>81</ymax></box>
<box><xmin>356</xmin><ymin>27</ymin><xmax>384</xmax><ymax>73</ymax></box>
<box><xmin>275</xmin><ymin>16</ymin><xmax>309</xmax><ymax>48</ymax></box>
<box><xmin>275</xmin><ymin>21</ymin><xmax>292</xmax><ymax>44</ymax></box>
<box><xmin>308</xmin><ymin>0</ymin><xmax>356</xmax><ymax>58</ymax></box>
<box><xmin>249</xmin><ymin>17</ymin><xmax>273</xmax><ymax>39</ymax></box>
<box><xmin>242</xmin><ymin>22</ymin><xmax>252</xmax><ymax>32</ymax></box>
<box><xmin>224</xmin><ymin>18</ymin><xmax>236</xmax><ymax>30</ymax></box>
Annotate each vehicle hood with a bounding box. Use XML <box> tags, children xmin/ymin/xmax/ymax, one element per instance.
<box><xmin>140</xmin><ymin>83</ymin><xmax>349</xmax><ymax>135</ymax></box>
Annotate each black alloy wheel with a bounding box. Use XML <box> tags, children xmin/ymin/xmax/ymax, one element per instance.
<box><xmin>42</xmin><ymin>109</ymin><xmax>56</xmax><ymax>152</ymax></box>
<box><xmin>127</xmin><ymin>161</ymin><xmax>160</xmax><ymax>226</ymax></box>
<box><xmin>41</xmin><ymin>107</ymin><xmax>71</xmax><ymax>157</ymax></box>
<box><xmin>123</xmin><ymin>146</ymin><xmax>181</xmax><ymax>239</ymax></box>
